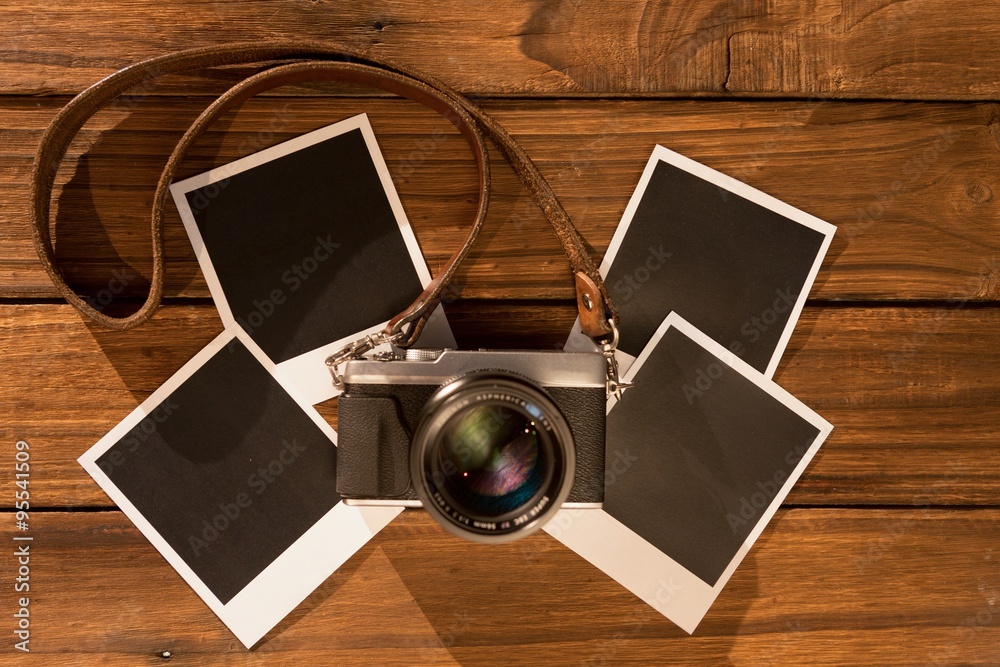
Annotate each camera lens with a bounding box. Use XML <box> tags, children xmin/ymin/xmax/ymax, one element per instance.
<box><xmin>411</xmin><ymin>373</ymin><xmax>575</xmax><ymax>543</ymax></box>
<box><xmin>434</xmin><ymin>403</ymin><xmax>548</xmax><ymax>517</ymax></box>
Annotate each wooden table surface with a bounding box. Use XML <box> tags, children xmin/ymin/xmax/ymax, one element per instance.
<box><xmin>2</xmin><ymin>2</ymin><xmax>998</xmax><ymax>665</ymax></box>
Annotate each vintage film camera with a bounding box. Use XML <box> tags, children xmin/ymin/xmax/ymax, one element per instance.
<box><xmin>335</xmin><ymin>348</ymin><xmax>608</xmax><ymax>542</ymax></box>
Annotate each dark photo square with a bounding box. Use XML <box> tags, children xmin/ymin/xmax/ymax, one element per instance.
<box><xmin>604</xmin><ymin>325</ymin><xmax>821</xmax><ymax>586</ymax></box>
<box><xmin>605</xmin><ymin>151</ymin><xmax>832</xmax><ymax>374</ymax></box>
<box><xmin>182</xmin><ymin>125</ymin><xmax>424</xmax><ymax>363</ymax></box>
<box><xmin>96</xmin><ymin>338</ymin><xmax>342</xmax><ymax>603</ymax></box>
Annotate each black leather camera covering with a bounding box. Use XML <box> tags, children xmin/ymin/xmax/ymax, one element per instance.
<box><xmin>547</xmin><ymin>386</ymin><xmax>605</xmax><ymax>504</ymax></box>
<box><xmin>336</xmin><ymin>395</ymin><xmax>414</xmax><ymax>498</ymax></box>
<box><xmin>337</xmin><ymin>383</ymin><xmax>605</xmax><ymax>503</ymax></box>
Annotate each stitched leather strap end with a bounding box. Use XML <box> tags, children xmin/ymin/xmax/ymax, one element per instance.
<box><xmin>574</xmin><ymin>271</ymin><xmax>614</xmax><ymax>338</ymax></box>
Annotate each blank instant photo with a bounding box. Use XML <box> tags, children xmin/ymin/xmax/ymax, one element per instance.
<box><xmin>548</xmin><ymin>312</ymin><xmax>832</xmax><ymax>633</ymax></box>
<box><xmin>171</xmin><ymin>113</ymin><xmax>454</xmax><ymax>405</ymax></box>
<box><xmin>78</xmin><ymin>328</ymin><xmax>400</xmax><ymax>648</ymax></box>
<box><xmin>566</xmin><ymin>145</ymin><xmax>836</xmax><ymax>379</ymax></box>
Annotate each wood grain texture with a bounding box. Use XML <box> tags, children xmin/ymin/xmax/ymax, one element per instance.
<box><xmin>3</xmin><ymin>97</ymin><xmax>999</xmax><ymax>302</ymax></box>
<box><xmin>1</xmin><ymin>0</ymin><xmax>999</xmax><ymax>99</ymax></box>
<box><xmin>0</xmin><ymin>509</ymin><xmax>996</xmax><ymax>665</ymax></box>
<box><xmin>2</xmin><ymin>303</ymin><xmax>998</xmax><ymax>508</ymax></box>
<box><xmin>3</xmin><ymin>3</ymin><xmax>998</xmax><ymax>662</ymax></box>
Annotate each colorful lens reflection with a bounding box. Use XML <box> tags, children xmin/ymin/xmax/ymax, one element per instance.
<box><xmin>434</xmin><ymin>403</ymin><xmax>548</xmax><ymax>518</ymax></box>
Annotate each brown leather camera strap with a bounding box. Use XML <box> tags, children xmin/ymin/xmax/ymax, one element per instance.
<box><xmin>30</xmin><ymin>41</ymin><xmax>617</xmax><ymax>344</ymax></box>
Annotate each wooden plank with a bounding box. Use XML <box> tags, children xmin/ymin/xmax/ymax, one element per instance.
<box><xmin>2</xmin><ymin>303</ymin><xmax>997</xmax><ymax>508</ymax></box>
<box><xmin>1</xmin><ymin>1</ymin><xmax>999</xmax><ymax>99</ymax></box>
<box><xmin>0</xmin><ymin>509</ymin><xmax>996</xmax><ymax>664</ymax></box>
<box><xmin>3</xmin><ymin>97</ymin><xmax>998</xmax><ymax>302</ymax></box>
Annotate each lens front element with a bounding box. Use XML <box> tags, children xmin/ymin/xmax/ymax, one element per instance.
<box><xmin>436</xmin><ymin>403</ymin><xmax>547</xmax><ymax>516</ymax></box>
<box><xmin>412</xmin><ymin>373</ymin><xmax>575</xmax><ymax>543</ymax></box>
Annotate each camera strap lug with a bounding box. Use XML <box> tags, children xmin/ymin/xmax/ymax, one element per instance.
<box><xmin>326</xmin><ymin>330</ymin><xmax>405</xmax><ymax>392</ymax></box>
<box><xmin>600</xmin><ymin>319</ymin><xmax>634</xmax><ymax>400</ymax></box>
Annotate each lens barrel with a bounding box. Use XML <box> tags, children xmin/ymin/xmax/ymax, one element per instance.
<box><xmin>410</xmin><ymin>372</ymin><xmax>576</xmax><ymax>543</ymax></box>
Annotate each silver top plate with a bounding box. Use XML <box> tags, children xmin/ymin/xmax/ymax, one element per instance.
<box><xmin>343</xmin><ymin>349</ymin><xmax>606</xmax><ymax>388</ymax></box>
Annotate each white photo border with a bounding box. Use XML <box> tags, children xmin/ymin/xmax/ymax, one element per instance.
<box><xmin>566</xmin><ymin>144</ymin><xmax>837</xmax><ymax>380</ymax></box>
<box><xmin>78</xmin><ymin>327</ymin><xmax>401</xmax><ymax>648</ymax></box>
<box><xmin>169</xmin><ymin>113</ymin><xmax>454</xmax><ymax>405</ymax></box>
<box><xmin>548</xmin><ymin>311</ymin><xmax>833</xmax><ymax>634</ymax></box>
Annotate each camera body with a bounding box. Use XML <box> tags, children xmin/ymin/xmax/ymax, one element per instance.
<box><xmin>336</xmin><ymin>349</ymin><xmax>607</xmax><ymax>542</ymax></box>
